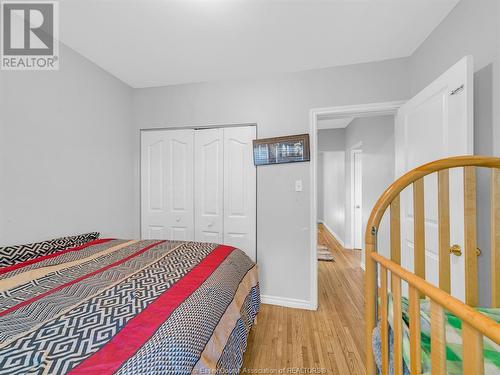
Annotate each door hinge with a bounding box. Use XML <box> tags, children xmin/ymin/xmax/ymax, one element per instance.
<box><xmin>450</xmin><ymin>84</ymin><xmax>464</xmax><ymax>96</ymax></box>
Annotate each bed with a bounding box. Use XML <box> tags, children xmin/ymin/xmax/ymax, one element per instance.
<box><xmin>0</xmin><ymin>238</ymin><xmax>260</xmax><ymax>374</ymax></box>
<box><xmin>365</xmin><ymin>156</ymin><xmax>500</xmax><ymax>375</ymax></box>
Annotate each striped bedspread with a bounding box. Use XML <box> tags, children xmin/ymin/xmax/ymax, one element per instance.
<box><xmin>0</xmin><ymin>239</ymin><xmax>260</xmax><ymax>374</ymax></box>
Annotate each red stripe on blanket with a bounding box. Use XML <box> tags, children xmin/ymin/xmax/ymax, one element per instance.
<box><xmin>0</xmin><ymin>239</ymin><xmax>114</xmax><ymax>275</ymax></box>
<box><xmin>69</xmin><ymin>245</ymin><xmax>235</xmax><ymax>375</ymax></box>
<box><xmin>0</xmin><ymin>240</ymin><xmax>165</xmax><ymax>318</ymax></box>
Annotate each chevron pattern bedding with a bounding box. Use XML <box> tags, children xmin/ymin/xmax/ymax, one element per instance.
<box><xmin>0</xmin><ymin>239</ymin><xmax>260</xmax><ymax>374</ymax></box>
<box><xmin>0</xmin><ymin>232</ymin><xmax>100</xmax><ymax>268</ymax></box>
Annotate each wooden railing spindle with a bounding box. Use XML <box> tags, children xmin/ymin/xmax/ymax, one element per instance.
<box><xmin>430</xmin><ymin>300</ymin><xmax>446</xmax><ymax>375</ymax></box>
<box><xmin>462</xmin><ymin>322</ymin><xmax>484</xmax><ymax>375</ymax></box>
<box><xmin>408</xmin><ymin>286</ymin><xmax>421</xmax><ymax>374</ymax></box>
<box><xmin>390</xmin><ymin>196</ymin><xmax>401</xmax><ymax>265</ymax></box>
<box><xmin>365</xmin><ymin>240</ymin><xmax>377</xmax><ymax>375</ymax></box>
<box><xmin>464</xmin><ymin>166</ymin><xmax>478</xmax><ymax>306</ymax></box>
<box><xmin>391</xmin><ymin>273</ymin><xmax>403</xmax><ymax>375</ymax></box>
<box><xmin>492</xmin><ymin>168</ymin><xmax>500</xmax><ymax>307</ymax></box>
<box><xmin>413</xmin><ymin>179</ymin><xmax>426</xmax><ymax>298</ymax></box>
<box><xmin>438</xmin><ymin>169</ymin><xmax>451</xmax><ymax>293</ymax></box>
<box><xmin>380</xmin><ymin>266</ymin><xmax>389</xmax><ymax>374</ymax></box>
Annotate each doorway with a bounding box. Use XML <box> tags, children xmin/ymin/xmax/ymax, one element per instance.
<box><xmin>309</xmin><ymin>101</ymin><xmax>404</xmax><ymax>309</ymax></box>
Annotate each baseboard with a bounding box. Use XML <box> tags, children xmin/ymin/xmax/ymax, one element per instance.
<box><xmin>260</xmin><ymin>295</ymin><xmax>316</xmax><ymax>310</ymax></box>
<box><xmin>320</xmin><ymin>221</ymin><xmax>345</xmax><ymax>247</ymax></box>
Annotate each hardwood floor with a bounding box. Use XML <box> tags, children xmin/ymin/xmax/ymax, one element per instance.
<box><xmin>241</xmin><ymin>225</ymin><xmax>365</xmax><ymax>374</ymax></box>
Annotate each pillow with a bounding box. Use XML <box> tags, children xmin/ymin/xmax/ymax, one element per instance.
<box><xmin>0</xmin><ymin>232</ymin><xmax>100</xmax><ymax>268</ymax></box>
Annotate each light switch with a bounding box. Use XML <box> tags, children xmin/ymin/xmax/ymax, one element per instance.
<box><xmin>295</xmin><ymin>180</ymin><xmax>303</xmax><ymax>192</ymax></box>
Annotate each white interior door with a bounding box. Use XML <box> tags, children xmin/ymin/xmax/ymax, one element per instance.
<box><xmin>223</xmin><ymin>126</ymin><xmax>257</xmax><ymax>261</ymax></box>
<box><xmin>353</xmin><ymin>150</ymin><xmax>363</xmax><ymax>249</ymax></box>
<box><xmin>141</xmin><ymin>129</ymin><xmax>195</xmax><ymax>241</ymax></box>
<box><xmin>395</xmin><ymin>56</ymin><xmax>473</xmax><ymax>301</ymax></box>
<box><xmin>194</xmin><ymin>128</ymin><xmax>224</xmax><ymax>243</ymax></box>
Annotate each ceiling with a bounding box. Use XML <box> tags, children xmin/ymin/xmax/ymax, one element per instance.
<box><xmin>59</xmin><ymin>0</ymin><xmax>460</xmax><ymax>88</ymax></box>
<box><xmin>317</xmin><ymin>117</ymin><xmax>354</xmax><ymax>130</ymax></box>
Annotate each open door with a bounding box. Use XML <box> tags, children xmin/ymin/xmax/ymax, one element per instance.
<box><xmin>395</xmin><ymin>56</ymin><xmax>473</xmax><ymax>301</ymax></box>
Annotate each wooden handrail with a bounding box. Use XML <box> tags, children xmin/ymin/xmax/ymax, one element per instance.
<box><xmin>371</xmin><ymin>252</ymin><xmax>500</xmax><ymax>344</ymax></box>
<box><xmin>365</xmin><ymin>156</ymin><xmax>500</xmax><ymax>244</ymax></box>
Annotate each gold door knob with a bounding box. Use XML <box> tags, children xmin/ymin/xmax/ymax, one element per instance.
<box><xmin>449</xmin><ymin>244</ymin><xmax>462</xmax><ymax>256</ymax></box>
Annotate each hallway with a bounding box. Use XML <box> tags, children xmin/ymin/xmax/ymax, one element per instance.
<box><xmin>241</xmin><ymin>225</ymin><xmax>365</xmax><ymax>374</ymax></box>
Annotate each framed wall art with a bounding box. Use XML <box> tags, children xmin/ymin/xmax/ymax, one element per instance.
<box><xmin>253</xmin><ymin>134</ymin><xmax>310</xmax><ymax>166</ymax></box>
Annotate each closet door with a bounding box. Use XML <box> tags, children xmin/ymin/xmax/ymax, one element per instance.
<box><xmin>223</xmin><ymin>126</ymin><xmax>257</xmax><ymax>261</ymax></box>
<box><xmin>141</xmin><ymin>129</ymin><xmax>194</xmax><ymax>241</ymax></box>
<box><xmin>194</xmin><ymin>128</ymin><xmax>224</xmax><ymax>243</ymax></box>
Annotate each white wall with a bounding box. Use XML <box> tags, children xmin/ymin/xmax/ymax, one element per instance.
<box><xmin>0</xmin><ymin>44</ymin><xmax>135</xmax><ymax>245</ymax></box>
<box><xmin>317</xmin><ymin>153</ymin><xmax>324</xmax><ymax>222</ymax></box>
<box><xmin>318</xmin><ymin>127</ymin><xmax>346</xmax><ymax>151</ymax></box>
<box><xmin>321</xmin><ymin>151</ymin><xmax>346</xmax><ymax>244</ymax></box>
<box><xmin>344</xmin><ymin>115</ymin><xmax>395</xmax><ymax>266</ymax></box>
<box><xmin>317</xmin><ymin>128</ymin><xmax>346</xmax><ymax>243</ymax></box>
<box><xmin>409</xmin><ymin>0</ymin><xmax>499</xmax><ymax>306</ymax></box>
<box><xmin>133</xmin><ymin>58</ymin><xmax>410</xmax><ymax>305</ymax></box>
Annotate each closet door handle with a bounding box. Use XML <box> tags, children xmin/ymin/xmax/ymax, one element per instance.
<box><xmin>207</xmin><ymin>221</ymin><xmax>214</xmax><ymax>228</ymax></box>
<box><xmin>175</xmin><ymin>217</ymin><xmax>181</xmax><ymax>222</ymax></box>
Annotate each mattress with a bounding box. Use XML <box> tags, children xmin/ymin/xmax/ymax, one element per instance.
<box><xmin>372</xmin><ymin>294</ymin><xmax>500</xmax><ymax>374</ymax></box>
<box><xmin>0</xmin><ymin>239</ymin><xmax>260</xmax><ymax>374</ymax></box>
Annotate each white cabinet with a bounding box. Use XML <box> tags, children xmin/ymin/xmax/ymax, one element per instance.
<box><xmin>141</xmin><ymin>126</ymin><xmax>257</xmax><ymax>261</ymax></box>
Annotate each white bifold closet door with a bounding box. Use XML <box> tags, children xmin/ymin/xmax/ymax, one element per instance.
<box><xmin>223</xmin><ymin>126</ymin><xmax>256</xmax><ymax>261</ymax></box>
<box><xmin>141</xmin><ymin>126</ymin><xmax>257</xmax><ymax>261</ymax></box>
<box><xmin>141</xmin><ymin>129</ymin><xmax>195</xmax><ymax>241</ymax></box>
<box><xmin>194</xmin><ymin>128</ymin><xmax>224</xmax><ymax>243</ymax></box>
